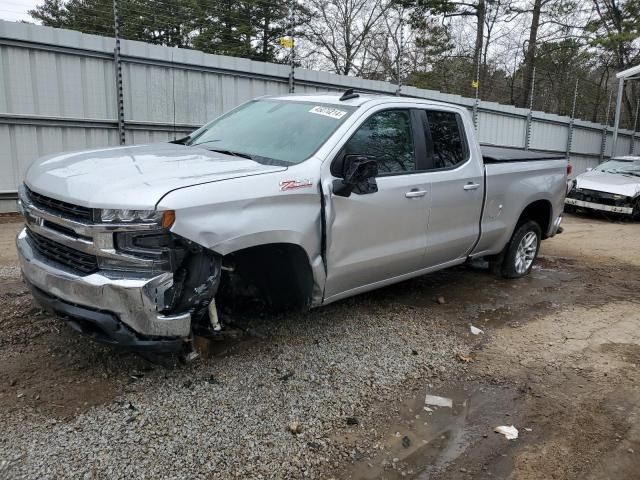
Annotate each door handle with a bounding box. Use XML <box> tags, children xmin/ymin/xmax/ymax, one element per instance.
<box><xmin>405</xmin><ymin>189</ymin><xmax>427</xmax><ymax>198</ymax></box>
<box><xmin>463</xmin><ymin>183</ymin><xmax>480</xmax><ymax>191</ymax></box>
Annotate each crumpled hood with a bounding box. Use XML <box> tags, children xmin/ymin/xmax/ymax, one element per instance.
<box><xmin>575</xmin><ymin>170</ymin><xmax>640</xmax><ymax>197</ymax></box>
<box><xmin>25</xmin><ymin>143</ymin><xmax>287</xmax><ymax>209</ymax></box>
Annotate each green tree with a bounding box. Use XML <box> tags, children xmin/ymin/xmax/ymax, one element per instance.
<box><xmin>29</xmin><ymin>0</ymin><xmax>290</xmax><ymax>62</ymax></box>
<box><xmin>587</xmin><ymin>0</ymin><xmax>640</xmax><ymax>126</ymax></box>
<box><xmin>192</xmin><ymin>0</ymin><xmax>289</xmax><ymax>60</ymax></box>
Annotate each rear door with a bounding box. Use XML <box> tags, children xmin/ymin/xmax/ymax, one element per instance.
<box><xmin>418</xmin><ymin>109</ymin><xmax>485</xmax><ymax>266</ymax></box>
<box><xmin>323</xmin><ymin>108</ymin><xmax>432</xmax><ymax>300</ymax></box>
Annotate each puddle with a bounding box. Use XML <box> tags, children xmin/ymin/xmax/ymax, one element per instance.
<box><xmin>345</xmin><ymin>384</ymin><xmax>519</xmax><ymax>479</ymax></box>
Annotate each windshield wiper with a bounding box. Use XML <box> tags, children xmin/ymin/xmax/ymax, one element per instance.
<box><xmin>191</xmin><ymin>141</ymin><xmax>254</xmax><ymax>160</ymax></box>
<box><xmin>189</xmin><ymin>141</ymin><xmax>288</xmax><ymax>166</ymax></box>
<box><xmin>208</xmin><ymin>149</ymin><xmax>253</xmax><ymax>160</ymax></box>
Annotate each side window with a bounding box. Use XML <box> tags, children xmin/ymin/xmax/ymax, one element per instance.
<box><xmin>424</xmin><ymin>110</ymin><xmax>466</xmax><ymax>169</ymax></box>
<box><xmin>344</xmin><ymin>110</ymin><xmax>415</xmax><ymax>175</ymax></box>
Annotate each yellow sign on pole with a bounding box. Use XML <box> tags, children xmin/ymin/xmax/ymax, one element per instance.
<box><xmin>471</xmin><ymin>80</ymin><xmax>479</xmax><ymax>89</ymax></box>
<box><xmin>279</xmin><ymin>37</ymin><xmax>293</xmax><ymax>49</ymax></box>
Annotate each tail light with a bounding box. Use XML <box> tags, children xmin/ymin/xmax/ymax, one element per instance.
<box><xmin>567</xmin><ymin>164</ymin><xmax>573</xmax><ymax>176</ymax></box>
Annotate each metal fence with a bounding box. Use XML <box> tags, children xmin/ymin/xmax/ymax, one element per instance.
<box><xmin>1</xmin><ymin>20</ymin><xmax>639</xmax><ymax>212</ymax></box>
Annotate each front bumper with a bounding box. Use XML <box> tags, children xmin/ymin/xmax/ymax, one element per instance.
<box><xmin>17</xmin><ymin>228</ymin><xmax>191</xmax><ymax>349</ymax></box>
<box><xmin>565</xmin><ymin>198</ymin><xmax>633</xmax><ymax>215</ymax></box>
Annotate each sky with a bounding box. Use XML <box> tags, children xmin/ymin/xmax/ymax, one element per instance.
<box><xmin>1</xmin><ymin>0</ymin><xmax>41</xmax><ymax>23</ymax></box>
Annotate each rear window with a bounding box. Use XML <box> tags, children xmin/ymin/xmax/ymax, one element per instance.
<box><xmin>423</xmin><ymin>111</ymin><xmax>467</xmax><ymax>169</ymax></box>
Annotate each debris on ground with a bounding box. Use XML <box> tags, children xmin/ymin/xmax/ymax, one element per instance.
<box><xmin>278</xmin><ymin>371</ymin><xmax>294</xmax><ymax>381</ymax></box>
<box><xmin>183</xmin><ymin>351</ymin><xmax>200</xmax><ymax>363</ymax></box>
<box><xmin>346</xmin><ymin>417</ymin><xmax>359</xmax><ymax>426</ymax></box>
<box><xmin>457</xmin><ymin>353</ymin><xmax>474</xmax><ymax>363</ymax></box>
<box><xmin>402</xmin><ymin>435</ymin><xmax>411</xmax><ymax>448</ymax></box>
<box><xmin>470</xmin><ymin>325</ymin><xmax>484</xmax><ymax>335</ymax></box>
<box><xmin>288</xmin><ymin>421</ymin><xmax>303</xmax><ymax>435</ymax></box>
<box><xmin>436</xmin><ymin>296</ymin><xmax>446</xmax><ymax>305</ymax></box>
<box><xmin>424</xmin><ymin>394</ymin><xmax>453</xmax><ymax>408</ymax></box>
<box><xmin>494</xmin><ymin>425</ymin><xmax>519</xmax><ymax>440</ymax></box>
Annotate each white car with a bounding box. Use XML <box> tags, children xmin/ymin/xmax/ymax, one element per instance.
<box><xmin>566</xmin><ymin>156</ymin><xmax>640</xmax><ymax>219</ymax></box>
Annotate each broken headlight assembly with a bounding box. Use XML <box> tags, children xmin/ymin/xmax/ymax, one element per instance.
<box><xmin>103</xmin><ymin>230</ymin><xmax>187</xmax><ymax>272</ymax></box>
<box><xmin>95</xmin><ymin>210</ymin><xmax>181</xmax><ymax>272</ymax></box>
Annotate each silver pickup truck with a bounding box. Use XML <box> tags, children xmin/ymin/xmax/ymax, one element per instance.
<box><xmin>16</xmin><ymin>92</ymin><xmax>567</xmax><ymax>353</ymax></box>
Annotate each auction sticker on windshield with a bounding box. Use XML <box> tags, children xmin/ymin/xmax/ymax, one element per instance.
<box><xmin>309</xmin><ymin>106</ymin><xmax>347</xmax><ymax>119</ymax></box>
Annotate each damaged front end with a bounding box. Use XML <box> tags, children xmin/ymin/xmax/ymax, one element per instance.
<box><xmin>565</xmin><ymin>181</ymin><xmax>638</xmax><ymax>217</ymax></box>
<box><xmin>16</xmin><ymin>186</ymin><xmax>222</xmax><ymax>353</ymax></box>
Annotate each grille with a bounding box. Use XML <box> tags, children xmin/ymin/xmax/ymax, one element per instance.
<box><xmin>27</xmin><ymin>229</ymin><xmax>98</xmax><ymax>274</ymax></box>
<box><xmin>26</xmin><ymin>187</ymin><xmax>93</xmax><ymax>221</ymax></box>
<box><xmin>569</xmin><ymin>188</ymin><xmax>628</xmax><ymax>207</ymax></box>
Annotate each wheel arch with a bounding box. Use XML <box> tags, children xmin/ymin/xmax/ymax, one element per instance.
<box><xmin>516</xmin><ymin>199</ymin><xmax>553</xmax><ymax>239</ymax></box>
<box><xmin>219</xmin><ymin>242</ymin><xmax>317</xmax><ymax>311</ymax></box>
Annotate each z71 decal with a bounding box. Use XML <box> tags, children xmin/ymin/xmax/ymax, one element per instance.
<box><xmin>279</xmin><ymin>179</ymin><xmax>313</xmax><ymax>191</ymax></box>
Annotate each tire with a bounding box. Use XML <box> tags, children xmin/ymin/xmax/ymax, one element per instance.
<box><xmin>633</xmin><ymin>200</ymin><xmax>640</xmax><ymax>222</ymax></box>
<box><xmin>500</xmin><ymin>220</ymin><xmax>542</xmax><ymax>279</ymax></box>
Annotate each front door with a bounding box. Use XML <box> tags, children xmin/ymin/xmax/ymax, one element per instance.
<box><xmin>324</xmin><ymin>108</ymin><xmax>431</xmax><ymax>300</ymax></box>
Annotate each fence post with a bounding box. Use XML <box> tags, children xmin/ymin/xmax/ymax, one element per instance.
<box><xmin>287</xmin><ymin>0</ymin><xmax>295</xmax><ymax>94</ymax></box>
<box><xmin>395</xmin><ymin>7</ymin><xmax>404</xmax><ymax>96</ymax></box>
<box><xmin>600</xmin><ymin>89</ymin><xmax>613</xmax><ymax>161</ymax></box>
<box><xmin>524</xmin><ymin>66</ymin><xmax>536</xmax><ymax>150</ymax></box>
<box><xmin>630</xmin><ymin>98</ymin><xmax>639</xmax><ymax>155</ymax></box>
<box><xmin>566</xmin><ymin>79</ymin><xmax>579</xmax><ymax>157</ymax></box>
<box><xmin>472</xmin><ymin>47</ymin><xmax>481</xmax><ymax>129</ymax></box>
<box><xmin>112</xmin><ymin>0</ymin><xmax>125</xmax><ymax>145</ymax></box>
<box><xmin>611</xmin><ymin>77</ymin><xmax>624</xmax><ymax>156</ymax></box>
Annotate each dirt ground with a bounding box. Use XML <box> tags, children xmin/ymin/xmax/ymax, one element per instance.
<box><xmin>1</xmin><ymin>212</ymin><xmax>639</xmax><ymax>479</ymax></box>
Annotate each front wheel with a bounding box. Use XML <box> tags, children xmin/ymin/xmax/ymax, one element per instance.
<box><xmin>501</xmin><ymin>220</ymin><xmax>542</xmax><ymax>278</ymax></box>
<box><xmin>633</xmin><ymin>199</ymin><xmax>640</xmax><ymax>221</ymax></box>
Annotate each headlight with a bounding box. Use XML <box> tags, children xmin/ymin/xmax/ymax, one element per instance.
<box><xmin>97</xmin><ymin>209</ymin><xmax>172</xmax><ymax>225</ymax></box>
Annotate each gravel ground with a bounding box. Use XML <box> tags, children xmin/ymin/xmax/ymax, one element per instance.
<box><xmin>3</xmin><ymin>215</ymin><xmax>640</xmax><ymax>479</ymax></box>
<box><xmin>0</xmin><ymin>256</ymin><xmax>467</xmax><ymax>479</ymax></box>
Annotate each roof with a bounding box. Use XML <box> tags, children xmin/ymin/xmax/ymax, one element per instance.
<box><xmin>612</xmin><ymin>155</ymin><xmax>640</xmax><ymax>161</ymax></box>
<box><xmin>616</xmin><ymin>64</ymin><xmax>640</xmax><ymax>80</ymax></box>
<box><xmin>266</xmin><ymin>92</ymin><xmax>460</xmax><ymax>110</ymax></box>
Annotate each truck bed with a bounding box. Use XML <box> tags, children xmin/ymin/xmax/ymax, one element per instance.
<box><xmin>481</xmin><ymin>145</ymin><xmax>566</xmax><ymax>163</ymax></box>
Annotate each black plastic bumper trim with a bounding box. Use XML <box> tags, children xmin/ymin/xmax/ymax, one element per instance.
<box><xmin>27</xmin><ymin>282</ymin><xmax>183</xmax><ymax>353</ymax></box>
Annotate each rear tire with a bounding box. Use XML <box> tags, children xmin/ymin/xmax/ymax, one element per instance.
<box><xmin>501</xmin><ymin>220</ymin><xmax>542</xmax><ymax>279</ymax></box>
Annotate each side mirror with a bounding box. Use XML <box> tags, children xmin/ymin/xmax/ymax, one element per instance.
<box><xmin>333</xmin><ymin>155</ymin><xmax>378</xmax><ymax>197</ymax></box>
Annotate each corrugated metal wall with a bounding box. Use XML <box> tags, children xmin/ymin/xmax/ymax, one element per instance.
<box><xmin>2</xmin><ymin>20</ymin><xmax>640</xmax><ymax>212</ymax></box>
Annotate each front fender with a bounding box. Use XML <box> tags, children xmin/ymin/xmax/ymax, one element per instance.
<box><xmin>156</xmin><ymin>165</ymin><xmax>325</xmax><ymax>302</ymax></box>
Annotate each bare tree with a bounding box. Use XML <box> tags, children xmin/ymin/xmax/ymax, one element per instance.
<box><xmin>303</xmin><ymin>0</ymin><xmax>393</xmax><ymax>76</ymax></box>
<box><xmin>506</xmin><ymin>0</ymin><xmax>587</xmax><ymax>107</ymax></box>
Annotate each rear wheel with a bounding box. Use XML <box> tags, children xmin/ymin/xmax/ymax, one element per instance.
<box><xmin>501</xmin><ymin>220</ymin><xmax>542</xmax><ymax>278</ymax></box>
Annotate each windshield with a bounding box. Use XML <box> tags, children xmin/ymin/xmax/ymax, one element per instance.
<box><xmin>187</xmin><ymin>99</ymin><xmax>356</xmax><ymax>165</ymax></box>
<box><xmin>594</xmin><ymin>159</ymin><xmax>640</xmax><ymax>177</ymax></box>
